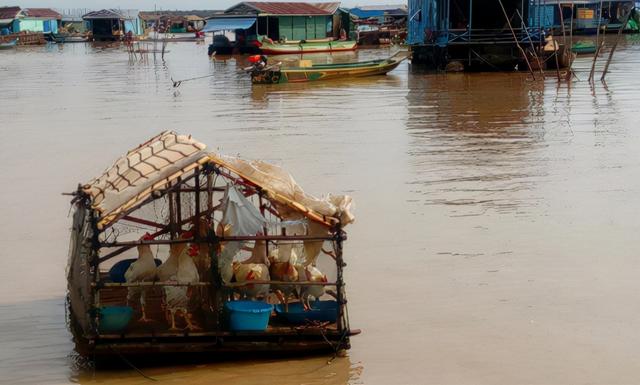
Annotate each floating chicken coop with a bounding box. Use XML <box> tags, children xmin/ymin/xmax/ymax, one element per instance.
<box><xmin>66</xmin><ymin>131</ymin><xmax>358</xmax><ymax>355</ymax></box>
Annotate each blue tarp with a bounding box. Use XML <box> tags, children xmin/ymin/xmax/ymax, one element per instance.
<box><xmin>203</xmin><ymin>18</ymin><xmax>256</xmax><ymax>32</ymax></box>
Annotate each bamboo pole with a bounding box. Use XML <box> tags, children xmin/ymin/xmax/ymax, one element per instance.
<box><xmin>589</xmin><ymin>0</ymin><xmax>605</xmax><ymax>82</ymax></box>
<box><xmin>497</xmin><ymin>0</ymin><xmax>536</xmax><ymax>79</ymax></box>
<box><xmin>566</xmin><ymin>2</ymin><xmax>575</xmax><ymax>81</ymax></box>
<box><xmin>601</xmin><ymin>8</ymin><xmax>632</xmax><ymax>81</ymax></box>
<box><xmin>516</xmin><ymin>8</ymin><xmax>544</xmax><ymax>75</ymax></box>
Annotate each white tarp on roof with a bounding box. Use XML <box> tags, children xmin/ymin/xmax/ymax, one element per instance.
<box><xmin>210</xmin><ymin>154</ymin><xmax>355</xmax><ymax>226</ymax></box>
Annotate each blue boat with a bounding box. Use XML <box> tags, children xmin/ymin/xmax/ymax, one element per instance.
<box><xmin>0</xmin><ymin>39</ymin><xmax>17</xmax><ymax>50</ymax></box>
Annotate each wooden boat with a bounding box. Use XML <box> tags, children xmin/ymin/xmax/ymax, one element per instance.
<box><xmin>66</xmin><ymin>131</ymin><xmax>358</xmax><ymax>356</ymax></box>
<box><xmin>0</xmin><ymin>39</ymin><xmax>17</xmax><ymax>49</ymax></box>
<box><xmin>50</xmin><ymin>33</ymin><xmax>89</xmax><ymax>43</ymax></box>
<box><xmin>249</xmin><ymin>51</ymin><xmax>409</xmax><ymax>84</ymax></box>
<box><xmin>259</xmin><ymin>39</ymin><xmax>357</xmax><ymax>55</ymax></box>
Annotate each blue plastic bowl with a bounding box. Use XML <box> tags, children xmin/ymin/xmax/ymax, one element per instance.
<box><xmin>275</xmin><ymin>300</ymin><xmax>338</xmax><ymax>324</ymax></box>
<box><xmin>98</xmin><ymin>306</ymin><xmax>133</xmax><ymax>333</ymax></box>
<box><xmin>225</xmin><ymin>301</ymin><xmax>273</xmax><ymax>331</ymax></box>
<box><xmin>108</xmin><ymin>258</ymin><xmax>163</xmax><ymax>283</ymax></box>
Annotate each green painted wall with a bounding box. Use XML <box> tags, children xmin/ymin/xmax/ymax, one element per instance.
<box><xmin>278</xmin><ymin>15</ymin><xmax>330</xmax><ymax>41</ymax></box>
<box><xmin>292</xmin><ymin>17</ymin><xmax>305</xmax><ymax>40</ymax></box>
<box><xmin>278</xmin><ymin>16</ymin><xmax>292</xmax><ymax>40</ymax></box>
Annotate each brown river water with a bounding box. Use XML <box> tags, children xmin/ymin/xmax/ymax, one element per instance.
<box><xmin>1</xmin><ymin>37</ymin><xmax>640</xmax><ymax>384</ymax></box>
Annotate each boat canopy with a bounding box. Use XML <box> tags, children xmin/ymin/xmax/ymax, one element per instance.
<box><xmin>81</xmin><ymin>131</ymin><xmax>354</xmax><ymax>229</ymax></box>
<box><xmin>202</xmin><ymin>17</ymin><xmax>256</xmax><ymax>32</ymax></box>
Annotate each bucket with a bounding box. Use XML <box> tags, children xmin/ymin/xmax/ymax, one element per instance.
<box><xmin>98</xmin><ymin>306</ymin><xmax>133</xmax><ymax>333</ymax></box>
<box><xmin>225</xmin><ymin>301</ymin><xmax>273</xmax><ymax>331</ymax></box>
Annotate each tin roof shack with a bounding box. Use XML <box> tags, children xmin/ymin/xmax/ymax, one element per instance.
<box><xmin>58</xmin><ymin>9</ymin><xmax>90</xmax><ymax>33</ymax></box>
<box><xmin>350</xmin><ymin>4</ymin><xmax>408</xmax><ymax>24</ymax></box>
<box><xmin>205</xmin><ymin>2</ymin><xmax>348</xmax><ymax>43</ymax></box>
<box><xmin>66</xmin><ymin>131</ymin><xmax>359</xmax><ymax>356</ymax></box>
<box><xmin>13</xmin><ymin>8</ymin><xmax>61</xmax><ymax>34</ymax></box>
<box><xmin>408</xmin><ymin>0</ymin><xmax>545</xmax><ymax>70</ymax></box>
<box><xmin>530</xmin><ymin>1</ymin><xmax>638</xmax><ymax>34</ymax></box>
<box><xmin>351</xmin><ymin>5</ymin><xmax>407</xmax><ymax>45</ymax></box>
<box><xmin>0</xmin><ymin>6</ymin><xmax>21</xmax><ymax>33</ymax></box>
<box><xmin>83</xmin><ymin>9</ymin><xmax>142</xmax><ymax>41</ymax></box>
<box><xmin>140</xmin><ymin>11</ymin><xmax>209</xmax><ymax>32</ymax></box>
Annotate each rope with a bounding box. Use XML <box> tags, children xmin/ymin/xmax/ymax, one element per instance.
<box><xmin>171</xmin><ymin>74</ymin><xmax>215</xmax><ymax>88</ymax></box>
<box><xmin>108</xmin><ymin>346</ymin><xmax>158</xmax><ymax>381</ymax></box>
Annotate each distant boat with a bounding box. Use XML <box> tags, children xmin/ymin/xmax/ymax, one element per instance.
<box><xmin>246</xmin><ymin>51</ymin><xmax>409</xmax><ymax>84</ymax></box>
<box><xmin>571</xmin><ymin>40</ymin><xmax>597</xmax><ymax>54</ymax></box>
<box><xmin>0</xmin><ymin>39</ymin><xmax>17</xmax><ymax>49</ymax></box>
<box><xmin>258</xmin><ymin>39</ymin><xmax>357</xmax><ymax>55</ymax></box>
<box><xmin>52</xmin><ymin>33</ymin><xmax>89</xmax><ymax>43</ymax></box>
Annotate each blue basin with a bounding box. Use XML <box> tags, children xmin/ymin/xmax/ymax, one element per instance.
<box><xmin>275</xmin><ymin>300</ymin><xmax>338</xmax><ymax>324</ymax></box>
<box><xmin>98</xmin><ymin>306</ymin><xmax>133</xmax><ymax>333</ymax></box>
<box><xmin>225</xmin><ymin>301</ymin><xmax>273</xmax><ymax>331</ymax></box>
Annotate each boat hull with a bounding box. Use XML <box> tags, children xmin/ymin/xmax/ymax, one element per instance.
<box><xmin>0</xmin><ymin>39</ymin><xmax>17</xmax><ymax>49</ymax></box>
<box><xmin>260</xmin><ymin>40</ymin><xmax>357</xmax><ymax>55</ymax></box>
<box><xmin>251</xmin><ymin>53</ymin><xmax>408</xmax><ymax>84</ymax></box>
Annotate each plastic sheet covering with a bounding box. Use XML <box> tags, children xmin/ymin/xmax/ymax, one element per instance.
<box><xmin>221</xmin><ymin>185</ymin><xmax>267</xmax><ymax>236</ymax></box>
<box><xmin>82</xmin><ymin>131</ymin><xmax>207</xmax><ymax>228</ymax></box>
<box><xmin>210</xmin><ymin>154</ymin><xmax>355</xmax><ymax>226</ymax></box>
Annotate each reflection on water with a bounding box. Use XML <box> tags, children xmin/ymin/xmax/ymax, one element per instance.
<box><xmin>1</xmin><ymin>38</ymin><xmax>640</xmax><ymax>384</ymax></box>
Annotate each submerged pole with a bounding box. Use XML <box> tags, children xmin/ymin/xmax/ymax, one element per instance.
<box><xmin>589</xmin><ymin>0</ymin><xmax>605</xmax><ymax>82</ymax></box>
<box><xmin>601</xmin><ymin>8</ymin><xmax>633</xmax><ymax>81</ymax></box>
<box><xmin>517</xmin><ymin>9</ymin><xmax>544</xmax><ymax>75</ymax></box>
<box><xmin>497</xmin><ymin>0</ymin><xmax>536</xmax><ymax>78</ymax></box>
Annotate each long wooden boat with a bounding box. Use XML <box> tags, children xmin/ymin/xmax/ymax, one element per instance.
<box><xmin>259</xmin><ymin>39</ymin><xmax>357</xmax><ymax>55</ymax></box>
<box><xmin>0</xmin><ymin>39</ymin><xmax>17</xmax><ymax>49</ymax></box>
<box><xmin>249</xmin><ymin>51</ymin><xmax>409</xmax><ymax>84</ymax></box>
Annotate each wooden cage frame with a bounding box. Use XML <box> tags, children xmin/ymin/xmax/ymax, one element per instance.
<box><xmin>67</xmin><ymin>157</ymin><xmax>359</xmax><ymax>356</ymax></box>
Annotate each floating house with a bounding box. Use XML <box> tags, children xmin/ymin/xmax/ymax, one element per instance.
<box><xmin>349</xmin><ymin>4</ymin><xmax>408</xmax><ymax>24</ymax></box>
<box><xmin>204</xmin><ymin>2</ymin><xmax>350</xmax><ymax>42</ymax></box>
<box><xmin>0</xmin><ymin>6</ymin><xmax>20</xmax><ymax>33</ymax></box>
<box><xmin>83</xmin><ymin>9</ymin><xmax>143</xmax><ymax>41</ymax></box>
<box><xmin>408</xmin><ymin>0</ymin><xmax>545</xmax><ymax>70</ymax></box>
<box><xmin>11</xmin><ymin>8</ymin><xmax>61</xmax><ymax>34</ymax></box>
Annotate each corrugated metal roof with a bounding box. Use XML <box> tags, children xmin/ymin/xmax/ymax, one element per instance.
<box><xmin>312</xmin><ymin>2</ymin><xmax>341</xmax><ymax>14</ymax></box>
<box><xmin>0</xmin><ymin>6</ymin><xmax>21</xmax><ymax>20</ymax></box>
<box><xmin>23</xmin><ymin>8</ymin><xmax>62</xmax><ymax>19</ymax></box>
<box><xmin>83</xmin><ymin>9</ymin><xmax>124</xmax><ymax>19</ymax></box>
<box><xmin>243</xmin><ymin>2</ymin><xmax>335</xmax><ymax>15</ymax></box>
<box><xmin>83</xmin><ymin>9</ymin><xmax>139</xmax><ymax>20</ymax></box>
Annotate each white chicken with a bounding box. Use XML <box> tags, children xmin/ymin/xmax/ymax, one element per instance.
<box><xmin>157</xmin><ymin>237</ymin><xmax>201</xmax><ymax>331</ymax></box>
<box><xmin>268</xmin><ymin>249</ymin><xmax>299</xmax><ymax>311</ymax></box>
<box><xmin>296</xmin><ymin>264</ymin><xmax>329</xmax><ymax>310</ymax></box>
<box><xmin>124</xmin><ymin>233</ymin><xmax>157</xmax><ymax>322</ymax></box>
<box><xmin>232</xmin><ymin>262</ymin><xmax>270</xmax><ymax>299</ymax></box>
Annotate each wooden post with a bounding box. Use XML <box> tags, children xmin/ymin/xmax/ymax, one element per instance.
<box><xmin>335</xmin><ymin>225</ymin><xmax>345</xmax><ymax>332</ymax></box>
<box><xmin>168</xmin><ymin>185</ymin><xmax>177</xmax><ymax>239</ymax></box>
<box><xmin>566</xmin><ymin>3</ymin><xmax>574</xmax><ymax>81</ymax></box>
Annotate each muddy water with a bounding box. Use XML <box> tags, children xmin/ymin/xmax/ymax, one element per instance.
<box><xmin>1</xmin><ymin>37</ymin><xmax>640</xmax><ymax>384</ymax></box>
